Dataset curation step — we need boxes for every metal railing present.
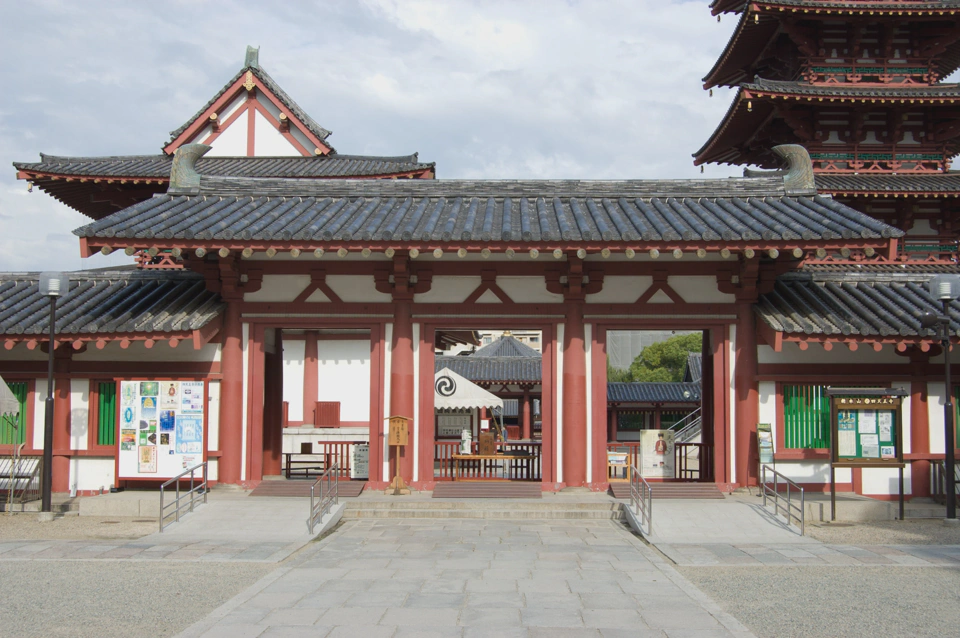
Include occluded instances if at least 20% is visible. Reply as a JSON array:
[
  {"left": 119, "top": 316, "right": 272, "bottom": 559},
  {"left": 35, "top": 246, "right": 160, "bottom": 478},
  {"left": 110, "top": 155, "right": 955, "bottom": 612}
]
[
  {"left": 761, "top": 464, "right": 805, "bottom": 536},
  {"left": 2, "top": 453, "right": 42, "bottom": 511},
  {"left": 308, "top": 462, "right": 340, "bottom": 535},
  {"left": 159, "top": 462, "right": 207, "bottom": 532},
  {"left": 671, "top": 408, "right": 702, "bottom": 443},
  {"left": 629, "top": 463, "right": 652, "bottom": 536},
  {"left": 932, "top": 460, "right": 960, "bottom": 505}
]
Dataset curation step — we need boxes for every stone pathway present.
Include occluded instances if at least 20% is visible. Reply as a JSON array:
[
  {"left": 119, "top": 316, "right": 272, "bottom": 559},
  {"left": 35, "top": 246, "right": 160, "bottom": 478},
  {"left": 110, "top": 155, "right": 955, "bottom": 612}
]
[
  {"left": 657, "top": 542, "right": 960, "bottom": 567},
  {"left": 0, "top": 538, "right": 302, "bottom": 562},
  {"left": 178, "top": 519, "right": 755, "bottom": 637}
]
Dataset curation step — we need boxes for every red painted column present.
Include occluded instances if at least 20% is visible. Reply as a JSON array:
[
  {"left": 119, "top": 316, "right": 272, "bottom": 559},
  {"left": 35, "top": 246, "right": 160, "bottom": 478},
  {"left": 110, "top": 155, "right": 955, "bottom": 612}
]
[
  {"left": 609, "top": 407, "right": 618, "bottom": 443},
  {"left": 700, "top": 333, "right": 715, "bottom": 482},
  {"left": 303, "top": 331, "right": 319, "bottom": 426},
  {"left": 51, "top": 347, "right": 71, "bottom": 493},
  {"left": 734, "top": 303, "right": 759, "bottom": 487},
  {"left": 711, "top": 327, "right": 729, "bottom": 485},
  {"left": 218, "top": 300, "right": 244, "bottom": 484},
  {"left": 390, "top": 300, "right": 415, "bottom": 482},
  {"left": 522, "top": 390, "right": 532, "bottom": 440},
  {"left": 562, "top": 301, "right": 587, "bottom": 487},
  {"left": 247, "top": 325, "right": 265, "bottom": 482},
  {"left": 910, "top": 372, "right": 931, "bottom": 498}
]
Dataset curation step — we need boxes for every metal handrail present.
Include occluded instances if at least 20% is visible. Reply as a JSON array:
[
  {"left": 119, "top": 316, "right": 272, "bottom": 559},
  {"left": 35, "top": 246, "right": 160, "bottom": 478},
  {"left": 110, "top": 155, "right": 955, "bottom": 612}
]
[
  {"left": 629, "top": 463, "right": 652, "bottom": 536},
  {"left": 308, "top": 461, "right": 339, "bottom": 535},
  {"left": 670, "top": 407, "right": 701, "bottom": 432},
  {"left": 761, "top": 464, "right": 805, "bottom": 535},
  {"left": 932, "top": 460, "right": 960, "bottom": 504},
  {"left": 159, "top": 462, "right": 207, "bottom": 532},
  {"left": 2, "top": 453, "right": 42, "bottom": 510}
]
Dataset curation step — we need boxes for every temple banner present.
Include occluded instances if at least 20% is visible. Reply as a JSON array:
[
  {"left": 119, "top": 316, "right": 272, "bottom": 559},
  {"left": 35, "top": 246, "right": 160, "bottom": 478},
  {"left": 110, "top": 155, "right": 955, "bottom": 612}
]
[
  {"left": 640, "top": 429, "right": 675, "bottom": 478},
  {"left": 117, "top": 380, "right": 207, "bottom": 480}
]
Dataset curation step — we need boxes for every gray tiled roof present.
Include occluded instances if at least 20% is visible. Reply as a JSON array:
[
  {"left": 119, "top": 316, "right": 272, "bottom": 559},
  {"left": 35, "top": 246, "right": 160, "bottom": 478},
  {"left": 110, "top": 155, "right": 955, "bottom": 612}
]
[
  {"left": 745, "top": 78, "right": 960, "bottom": 99},
  {"left": 607, "top": 382, "right": 701, "bottom": 404},
  {"left": 15, "top": 153, "right": 434, "bottom": 179},
  {"left": 472, "top": 335, "right": 540, "bottom": 358},
  {"left": 73, "top": 178, "right": 901, "bottom": 246},
  {"left": 0, "top": 270, "right": 224, "bottom": 336},
  {"left": 435, "top": 358, "right": 541, "bottom": 384},
  {"left": 683, "top": 353, "right": 703, "bottom": 383},
  {"left": 755, "top": 269, "right": 960, "bottom": 337},
  {"left": 816, "top": 173, "right": 960, "bottom": 195},
  {"left": 168, "top": 65, "right": 333, "bottom": 150}
]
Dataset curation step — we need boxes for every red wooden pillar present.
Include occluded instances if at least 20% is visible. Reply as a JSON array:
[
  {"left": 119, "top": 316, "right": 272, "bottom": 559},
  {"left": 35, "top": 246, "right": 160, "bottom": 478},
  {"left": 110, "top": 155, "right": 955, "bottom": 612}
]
[
  {"left": 608, "top": 406, "right": 618, "bottom": 443},
  {"left": 247, "top": 325, "right": 265, "bottom": 482},
  {"left": 734, "top": 303, "right": 759, "bottom": 487},
  {"left": 390, "top": 300, "right": 415, "bottom": 482},
  {"left": 910, "top": 373, "right": 931, "bottom": 497},
  {"left": 262, "top": 331, "right": 283, "bottom": 476},
  {"left": 522, "top": 390, "right": 532, "bottom": 440},
  {"left": 219, "top": 300, "right": 244, "bottom": 484},
  {"left": 562, "top": 301, "right": 587, "bottom": 486},
  {"left": 701, "top": 332, "right": 715, "bottom": 481},
  {"left": 654, "top": 406, "right": 662, "bottom": 430},
  {"left": 303, "top": 331, "right": 319, "bottom": 426},
  {"left": 51, "top": 347, "right": 71, "bottom": 493}
]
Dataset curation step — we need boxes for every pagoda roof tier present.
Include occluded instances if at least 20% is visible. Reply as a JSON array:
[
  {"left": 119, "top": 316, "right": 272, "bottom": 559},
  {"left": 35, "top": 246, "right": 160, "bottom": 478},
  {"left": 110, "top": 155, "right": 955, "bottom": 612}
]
[
  {"left": 0, "top": 269, "right": 223, "bottom": 346},
  {"left": 73, "top": 173, "right": 901, "bottom": 257},
  {"left": 435, "top": 356, "right": 541, "bottom": 384},
  {"left": 816, "top": 173, "right": 960, "bottom": 196},
  {"left": 695, "top": 80, "right": 960, "bottom": 167},
  {"left": 711, "top": 0, "right": 960, "bottom": 15},
  {"left": 756, "top": 266, "right": 960, "bottom": 348},
  {"left": 704, "top": 6, "right": 960, "bottom": 88},
  {"left": 14, "top": 153, "right": 436, "bottom": 220}
]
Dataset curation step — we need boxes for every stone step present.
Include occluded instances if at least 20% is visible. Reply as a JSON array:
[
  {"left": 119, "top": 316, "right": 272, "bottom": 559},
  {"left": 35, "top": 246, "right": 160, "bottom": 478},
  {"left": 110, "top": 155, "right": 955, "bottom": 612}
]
[
  {"left": 342, "top": 506, "right": 624, "bottom": 520},
  {"left": 609, "top": 482, "right": 724, "bottom": 500},
  {"left": 248, "top": 480, "right": 365, "bottom": 498},
  {"left": 432, "top": 482, "right": 542, "bottom": 499},
  {"left": 347, "top": 500, "right": 621, "bottom": 511}
]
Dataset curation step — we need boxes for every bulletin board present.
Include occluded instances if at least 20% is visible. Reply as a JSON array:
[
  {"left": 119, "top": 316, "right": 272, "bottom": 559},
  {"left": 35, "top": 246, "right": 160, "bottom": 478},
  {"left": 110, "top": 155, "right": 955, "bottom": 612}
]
[
  {"left": 116, "top": 379, "right": 208, "bottom": 481},
  {"left": 829, "top": 391, "right": 905, "bottom": 468}
]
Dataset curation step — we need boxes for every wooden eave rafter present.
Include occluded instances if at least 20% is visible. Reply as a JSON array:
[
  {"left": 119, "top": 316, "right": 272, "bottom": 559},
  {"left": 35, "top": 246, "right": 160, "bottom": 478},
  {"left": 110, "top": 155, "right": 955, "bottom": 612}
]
[
  {"left": 703, "top": 10, "right": 781, "bottom": 89},
  {"left": 824, "top": 189, "right": 960, "bottom": 198},
  {"left": 747, "top": 89, "right": 960, "bottom": 106},
  {"left": 0, "top": 327, "right": 218, "bottom": 352},
  {"left": 764, "top": 331, "right": 950, "bottom": 353},
  {"left": 162, "top": 72, "right": 333, "bottom": 156},
  {"left": 753, "top": 3, "right": 960, "bottom": 18}
]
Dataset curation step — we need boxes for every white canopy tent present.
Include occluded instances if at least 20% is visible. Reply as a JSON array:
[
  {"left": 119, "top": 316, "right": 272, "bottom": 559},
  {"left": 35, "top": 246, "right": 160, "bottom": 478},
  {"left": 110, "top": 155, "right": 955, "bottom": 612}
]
[{"left": 434, "top": 368, "right": 502, "bottom": 412}]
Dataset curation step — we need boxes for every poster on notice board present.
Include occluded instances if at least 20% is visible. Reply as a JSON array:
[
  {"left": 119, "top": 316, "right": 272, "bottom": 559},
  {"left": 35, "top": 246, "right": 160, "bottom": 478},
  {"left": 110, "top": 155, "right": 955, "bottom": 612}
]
[{"left": 117, "top": 380, "right": 206, "bottom": 480}]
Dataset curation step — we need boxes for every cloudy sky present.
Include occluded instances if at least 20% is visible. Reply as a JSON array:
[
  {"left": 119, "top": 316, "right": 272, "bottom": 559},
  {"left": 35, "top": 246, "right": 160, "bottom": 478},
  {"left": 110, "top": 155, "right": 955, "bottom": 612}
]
[{"left": 0, "top": 0, "right": 744, "bottom": 273}]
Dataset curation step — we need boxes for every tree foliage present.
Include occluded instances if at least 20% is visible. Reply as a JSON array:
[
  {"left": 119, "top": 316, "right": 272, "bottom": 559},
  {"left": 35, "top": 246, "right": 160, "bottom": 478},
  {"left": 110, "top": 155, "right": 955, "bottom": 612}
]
[{"left": 609, "top": 333, "right": 702, "bottom": 383}]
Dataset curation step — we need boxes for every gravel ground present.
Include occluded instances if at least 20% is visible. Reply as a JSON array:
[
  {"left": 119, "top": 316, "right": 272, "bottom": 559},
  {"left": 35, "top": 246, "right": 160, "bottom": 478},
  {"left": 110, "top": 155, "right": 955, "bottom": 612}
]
[
  {"left": 678, "top": 566, "right": 960, "bottom": 638},
  {"left": 0, "top": 513, "right": 156, "bottom": 541},
  {"left": 0, "top": 561, "right": 274, "bottom": 638},
  {"left": 806, "top": 518, "right": 960, "bottom": 545}
]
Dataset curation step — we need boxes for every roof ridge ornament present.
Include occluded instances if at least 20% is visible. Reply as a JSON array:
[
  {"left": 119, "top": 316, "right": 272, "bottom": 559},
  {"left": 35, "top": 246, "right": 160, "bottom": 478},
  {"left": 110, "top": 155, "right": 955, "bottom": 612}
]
[
  {"left": 245, "top": 45, "right": 260, "bottom": 70},
  {"left": 743, "top": 144, "right": 816, "bottom": 196},
  {"left": 168, "top": 144, "right": 212, "bottom": 194}
]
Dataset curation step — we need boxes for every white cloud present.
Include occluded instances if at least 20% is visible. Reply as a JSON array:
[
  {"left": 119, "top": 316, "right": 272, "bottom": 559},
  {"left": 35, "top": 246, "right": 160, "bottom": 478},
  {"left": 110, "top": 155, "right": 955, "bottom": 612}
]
[{"left": 0, "top": 0, "right": 741, "bottom": 272}]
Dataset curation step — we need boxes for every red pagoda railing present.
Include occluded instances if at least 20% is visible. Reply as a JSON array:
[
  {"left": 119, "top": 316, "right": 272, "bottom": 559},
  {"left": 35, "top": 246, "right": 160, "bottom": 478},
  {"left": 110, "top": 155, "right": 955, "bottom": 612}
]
[{"left": 803, "top": 58, "right": 938, "bottom": 85}]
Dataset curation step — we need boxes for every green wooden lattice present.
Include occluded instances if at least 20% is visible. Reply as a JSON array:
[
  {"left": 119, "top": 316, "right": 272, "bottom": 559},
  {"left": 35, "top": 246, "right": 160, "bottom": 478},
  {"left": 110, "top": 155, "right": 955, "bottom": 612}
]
[
  {"left": 97, "top": 382, "right": 117, "bottom": 447},
  {"left": 0, "top": 382, "right": 28, "bottom": 445},
  {"left": 783, "top": 384, "right": 831, "bottom": 449}
]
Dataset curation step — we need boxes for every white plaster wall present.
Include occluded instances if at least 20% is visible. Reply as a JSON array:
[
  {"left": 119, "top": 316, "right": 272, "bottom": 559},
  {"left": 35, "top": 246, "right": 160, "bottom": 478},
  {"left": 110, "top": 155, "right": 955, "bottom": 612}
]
[
  {"left": 770, "top": 461, "right": 851, "bottom": 485},
  {"left": 70, "top": 458, "right": 116, "bottom": 492},
  {"left": 218, "top": 93, "right": 248, "bottom": 128},
  {"left": 759, "top": 381, "right": 776, "bottom": 445},
  {"left": 245, "top": 275, "right": 311, "bottom": 302},
  {"left": 254, "top": 110, "right": 300, "bottom": 156},
  {"left": 76, "top": 342, "right": 220, "bottom": 363},
  {"left": 0, "top": 347, "right": 48, "bottom": 362},
  {"left": 383, "top": 323, "right": 393, "bottom": 481},
  {"left": 862, "top": 466, "right": 911, "bottom": 496},
  {"left": 556, "top": 324, "right": 564, "bottom": 484},
  {"left": 206, "top": 114, "right": 248, "bottom": 156},
  {"left": 317, "top": 340, "right": 371, "bottom": 421},
  {"left": 928, "top": 381, "right": 947, "bottom": 454},
  {"left": 413, "top": 323, "right": 420, "bottom": 479},
  {"left": 283, "top": 339, "right": 306, "bottom": 422},
  {"left": 326, "top": 276, "right": 393, "bottom": 303},
  {"left": 289, "top": 124, "right": 314, "bottom": 154},
  {"left": 498, "top": 277, "right": 564, "bottom": 304},
  {"left": 70, "top": 378, "right": 89, "bottom": 451},
  {"left": 33, "top": 379, "right": 46, "bottom": 449},
  {"left": 283, "top": 427, "right": 368, "bottom": 452},
  {"left": 585, "top": 276, "right": 651, "bottom": 304},
  {"left": 585, "top": 324, "right": 592, "bottom": 481},
  {"left": 758, "top": 342, "right": 904, "bottom": 365},
  {"left": 894, "top": 381, "right": 912, "bottom": 454},
  {"left": 414, "top": 277, "right": 482, "bottom": 303},
  {"left": 668, "top": 276, "right": 736, "bottom": 304},
  {"left": 208, "top": 381, "right": 220, "bottom": 452}
]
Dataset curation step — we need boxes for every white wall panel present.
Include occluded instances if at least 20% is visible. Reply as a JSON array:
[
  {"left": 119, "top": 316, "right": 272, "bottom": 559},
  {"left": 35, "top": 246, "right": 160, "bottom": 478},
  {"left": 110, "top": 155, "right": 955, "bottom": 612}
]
[
  {"left": 76, "top": 343, "right": 220, "bottom": 363},
  {"left": 254, "top": 110, "right": 299, "bottom": 156},
  {"left": 668, "top": 276, "right": 735, "bottom": 303},
  {"left": 758, "top": 342, "right": 903, "bottom": 365},
  {"left": 283, "top": 339, "right": 306, "bottom": 422},
  {"left": 70, "top": 378, "right": 89, "bottom": 451},
  {"left": 497, "top": 277, "right": 563, "bottom": 304},
  {"left": 71, "top": 458, "right": 116, "bottom": 492},
  {"left": 33, "top": 379, "right": 46, "bottom": 449},
  {"left": 928, "top": 381, "right": 946, "bottom": 454},
  {"left": 585, "top": 276, "right": 652, "bottom": 304},
  {"left": 244, "top": 275, "right": 311, "bottom": 302},
  {"left": 326, "top": 276, "right": 393, "bottom": 303},
  {"left": 414, "top": 277, "right": 482, "bottom": 303},
  {"left": 317, "top": 340, "right": 371, "bottom": 421},
  {"left": 206, "top": 114, "right": 248, "bottom": 156}
]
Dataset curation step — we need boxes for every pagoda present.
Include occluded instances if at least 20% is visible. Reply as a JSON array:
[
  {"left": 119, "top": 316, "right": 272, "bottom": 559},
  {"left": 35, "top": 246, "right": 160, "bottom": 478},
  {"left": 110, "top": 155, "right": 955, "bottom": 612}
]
[{"left": 697, "top": 0, "right": 960, "bottom": 260}]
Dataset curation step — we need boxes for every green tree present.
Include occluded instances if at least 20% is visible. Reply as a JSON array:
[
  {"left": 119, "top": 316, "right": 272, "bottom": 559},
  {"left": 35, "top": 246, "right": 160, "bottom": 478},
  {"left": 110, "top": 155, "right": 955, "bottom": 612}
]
[
  {"left": 626, "top": 333, "right": 702, "bottom": 382},
  {"left": 606, "top": 359, "right": 633, "bottom": 383}
]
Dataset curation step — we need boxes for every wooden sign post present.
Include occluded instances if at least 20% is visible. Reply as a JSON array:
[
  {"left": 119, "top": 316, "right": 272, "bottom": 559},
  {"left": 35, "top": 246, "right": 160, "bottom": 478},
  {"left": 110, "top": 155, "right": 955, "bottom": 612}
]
[{"left": 386, "top": 415, "right": 410, "bottom": 495}]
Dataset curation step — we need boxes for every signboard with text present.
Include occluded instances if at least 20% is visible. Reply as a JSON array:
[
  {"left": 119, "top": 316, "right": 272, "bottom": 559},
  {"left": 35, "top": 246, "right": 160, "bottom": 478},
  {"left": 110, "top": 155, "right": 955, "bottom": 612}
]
[{"left": 829, "top": 390, "right": 905, "bottom": 468}]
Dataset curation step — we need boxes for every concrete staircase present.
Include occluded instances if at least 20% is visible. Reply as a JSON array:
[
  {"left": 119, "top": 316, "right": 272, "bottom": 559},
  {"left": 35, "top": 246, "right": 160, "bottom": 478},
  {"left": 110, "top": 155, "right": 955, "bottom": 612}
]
[
  {"left": 609, "top": 482, "right": 724, "bottom": 500},
  {"left": 342, "top": 496, "right": 624, "bottom": 520}
]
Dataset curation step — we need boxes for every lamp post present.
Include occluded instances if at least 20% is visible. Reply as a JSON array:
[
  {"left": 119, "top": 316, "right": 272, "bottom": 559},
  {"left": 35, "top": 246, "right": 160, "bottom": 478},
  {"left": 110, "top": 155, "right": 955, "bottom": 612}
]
[
  {"left": 919, "top": 274, "right": 960, "bottom": 520},
  {"left": 39, "top": 272, "right": 68, "bottom": 514}
]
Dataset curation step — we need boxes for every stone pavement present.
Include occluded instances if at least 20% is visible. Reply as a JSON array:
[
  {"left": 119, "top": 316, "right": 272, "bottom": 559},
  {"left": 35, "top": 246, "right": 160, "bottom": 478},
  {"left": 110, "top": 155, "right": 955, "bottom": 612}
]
[
  {"left": 656, "top": 541, "right": 960, "bottom": 567},
  {"left": 178, "top": 519, "right": 756, "bottom": 638}
]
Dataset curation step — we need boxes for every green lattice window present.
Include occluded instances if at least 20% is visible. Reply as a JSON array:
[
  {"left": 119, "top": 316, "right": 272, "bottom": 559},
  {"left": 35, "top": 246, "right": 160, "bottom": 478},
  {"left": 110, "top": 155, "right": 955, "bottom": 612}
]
[
  {"left": 783, "top": 384, "right": 831, "bottom": 449},
  {"left": 96, "top": 382, "right": 117, "bottom": 447},
  {"left": 0, "top": 381, "right": 28, "bottom": 445}
]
